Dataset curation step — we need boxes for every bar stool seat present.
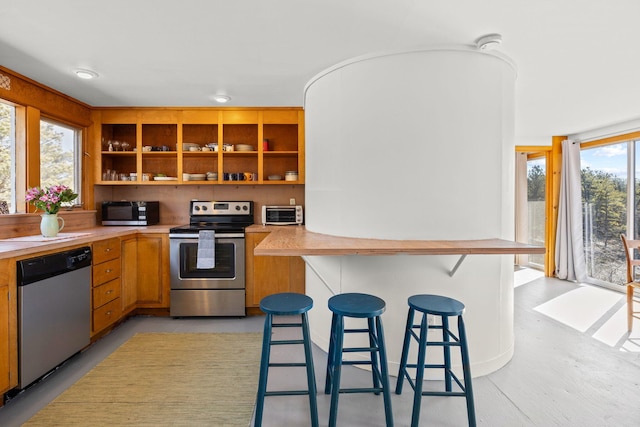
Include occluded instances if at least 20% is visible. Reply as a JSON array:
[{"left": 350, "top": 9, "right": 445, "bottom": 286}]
[
  {"left": 396, "top": 294, "right": 476, "bottom": 427},
  {"left": 255, "top": 293, "right": 318, "bottom": 427},
  {"left": 325, "top": 293, "right": 393, "bottom": 427}
]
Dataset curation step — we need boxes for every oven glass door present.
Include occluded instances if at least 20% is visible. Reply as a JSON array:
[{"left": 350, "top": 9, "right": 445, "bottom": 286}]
[
  {"left": 170, "top": 236, "right": 245, "bottom": 290},
  {"left": 179, "top": 241, "right": 235, "bottom": 279}
]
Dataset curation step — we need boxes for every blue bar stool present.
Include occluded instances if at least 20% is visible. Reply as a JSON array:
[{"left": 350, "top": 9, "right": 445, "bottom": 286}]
[
  {"left": 395, "top": 294, "right": 476, "bottom": 427},
  {"left": 255, "top": 293, "right": 319, "bottom": 427},
  {"left": 325, "top": 293, "right": 394, "bottom": 427}
]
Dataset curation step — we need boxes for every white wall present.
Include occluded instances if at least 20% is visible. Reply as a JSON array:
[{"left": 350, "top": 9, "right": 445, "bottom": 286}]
[{"left": 303, "top": 47, "right": 519, "bottom": 377}]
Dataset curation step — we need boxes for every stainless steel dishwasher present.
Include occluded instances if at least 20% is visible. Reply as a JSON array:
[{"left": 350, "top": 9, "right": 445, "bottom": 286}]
[{"left": 17, "top": 246, "right": 92, "bottom": 389}]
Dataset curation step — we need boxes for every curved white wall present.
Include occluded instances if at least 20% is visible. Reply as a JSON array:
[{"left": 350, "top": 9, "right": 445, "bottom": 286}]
[{"left": 303, "top": 47, "right": 517, "bottom": 377}]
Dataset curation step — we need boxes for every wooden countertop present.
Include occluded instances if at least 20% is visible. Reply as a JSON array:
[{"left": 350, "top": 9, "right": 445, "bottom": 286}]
[
  {"left": 0, "top": 225, "right": 173, "bottom": 260},
  {"left": 254, "top": 226, "right": 546, "bottom": 256}
]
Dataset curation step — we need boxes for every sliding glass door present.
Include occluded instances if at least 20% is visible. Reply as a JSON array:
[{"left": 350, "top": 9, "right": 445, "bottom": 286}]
[{"left": 580, "top": 141, "right": 633, "bottom": 288}]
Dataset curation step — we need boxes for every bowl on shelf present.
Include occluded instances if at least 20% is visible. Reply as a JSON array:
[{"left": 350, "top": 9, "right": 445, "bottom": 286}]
[
  {"left": 285, "top": 171, "right": 298, "bottom": 181},
  {"left": 268, "top": 175, "right": 282, "bottom": 181},
  {"left": 235, "top": 144, "right": 254, "bottom": 152},
  {"left": 189, "top": 173, "right": 207, "bottom": 181},
  {"left": 182, "top": 143, "right": 200, "bottom": 151}
]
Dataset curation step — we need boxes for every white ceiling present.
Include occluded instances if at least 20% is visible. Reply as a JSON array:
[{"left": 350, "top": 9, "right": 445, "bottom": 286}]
[{"left": 1, "top": 0, "right": 639, "bottom": 145}]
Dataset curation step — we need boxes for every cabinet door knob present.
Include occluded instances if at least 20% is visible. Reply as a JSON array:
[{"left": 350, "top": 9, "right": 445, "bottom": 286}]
[
  {"left": 105, "top": 268, "right": 112, "bottom": 273},
  {"left": 106, "top": 311, "right": 112, "bottom": 316},
  {"left": 106, "top": 290, "right": 113, "bottom": 294},
  {"left": 106, "top": 248, "right": 112, "bottom": 252}
]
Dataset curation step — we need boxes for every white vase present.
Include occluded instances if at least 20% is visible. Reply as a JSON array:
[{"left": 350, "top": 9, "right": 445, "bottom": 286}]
[{"left": 40, "top": 213, "right": 64, "bottom": 237}]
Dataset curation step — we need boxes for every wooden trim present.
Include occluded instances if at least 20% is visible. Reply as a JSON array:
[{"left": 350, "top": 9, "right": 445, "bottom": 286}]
[
  {"left": 515, "top": 145, "right": 554, "bottom": 275},
  {"left": 25, "top": 106, "right": 40, "bottom": 195},
  {"left": 547, "top": 136, "right": 566, "bottom": 277},
  {"left": 580, "top": 130, "right": 640, "bottom": 149},
  {"left": 0, "top": 66, "right": 91, "bottom": 126},
  {"left": 515, "top": 145, "right": 552, "bottom": 153},
  {"left": 14, "top": 105, "right": 27, "bottom": 213}
]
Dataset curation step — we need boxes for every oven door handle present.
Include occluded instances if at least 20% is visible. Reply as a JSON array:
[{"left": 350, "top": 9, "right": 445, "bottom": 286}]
[{"left": 169, "top": 233, "right": 245, "bottom": 239}]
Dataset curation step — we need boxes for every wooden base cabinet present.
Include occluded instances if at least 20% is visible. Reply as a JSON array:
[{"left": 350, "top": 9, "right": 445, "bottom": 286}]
[
  {"left": 91, "top": 238, "right": 122, "bottom": 336},
  {"left": 245, "top": 231, "right": 305, "bottom": 308},
  {"left": 0, "top": 258, "right": 17, "bottom": 395},
  {"left": 135, "top": 234, "right": 169, "bottom": 308},
  {"left": 120, "top": 236, "right": 138, "bottom": 314},
  {"left": 119, "top": 234, "right": 169, "bottom": 310}
]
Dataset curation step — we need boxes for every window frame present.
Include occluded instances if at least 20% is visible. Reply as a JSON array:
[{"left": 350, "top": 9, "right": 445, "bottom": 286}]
[{"left": 39, "top": 116, "right": 84, "bottom": 207}]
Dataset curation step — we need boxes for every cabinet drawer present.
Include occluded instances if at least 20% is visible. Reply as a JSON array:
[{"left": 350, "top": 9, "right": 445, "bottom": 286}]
[
  {"left": 93, "top": 238, "right": 121, "bottom": 264},
  {"left": 92, "top": 278, "right": 121, "bottom": 308},
  {"left": 92, "top": 298, "right": 121, "bottom": 333},
  {"left": 93, "top": 258, "right": 121, "bottom": 286}
]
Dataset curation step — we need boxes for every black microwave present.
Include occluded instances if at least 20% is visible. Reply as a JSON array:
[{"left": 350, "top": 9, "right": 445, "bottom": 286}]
[{"left": 101, "top": 201, "right": 160, "bottom": 226}]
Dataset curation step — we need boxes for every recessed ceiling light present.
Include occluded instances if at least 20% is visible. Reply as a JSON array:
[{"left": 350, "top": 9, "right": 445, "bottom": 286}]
[
  {"left": 75, "top": 69, "right": 99, "bottom": 79},
  {"left": 212, "top": 94, "right": 231, "bottom": 103},
  {"left": 475, "top": 34, "right": 502, "bottom": 50}
]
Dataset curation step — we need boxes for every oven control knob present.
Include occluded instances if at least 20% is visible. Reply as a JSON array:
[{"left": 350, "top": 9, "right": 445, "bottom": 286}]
[
  {"left": 194, "top": 205, "right": 200, "bottom": 211},
  {"left": 242, "top": 205, "right": 248, "bottom": 211},
  {"left": 235, "top": 205, "right": 241, "bottom": 211},
  {"left": 201, "top": 205, "right": 208, "bottom": 211}
]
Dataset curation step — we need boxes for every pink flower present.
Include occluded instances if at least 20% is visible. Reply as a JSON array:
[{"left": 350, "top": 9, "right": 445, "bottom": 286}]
[{"left": 25, "top": 185, "right": 78, "bottom": 214}]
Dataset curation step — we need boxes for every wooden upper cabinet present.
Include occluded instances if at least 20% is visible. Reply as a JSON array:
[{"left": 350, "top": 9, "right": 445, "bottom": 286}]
[
  {"left": 181, "top": 110, "right": 219, "bottom": 124},
  {"left": 100, "top": 109, "right": 138, "bottom": 124},
  {"left": 221, "top": 110, "right": 258, "bottom": 124},
  {"left": 94, "top": 107, "right": 304, "bottom": 186},
  {"left": 262, "top": 110, "right": 299, "bottom": 124},
  {"left": 139, "top": 109, "right": 179, "bottom": 123}
]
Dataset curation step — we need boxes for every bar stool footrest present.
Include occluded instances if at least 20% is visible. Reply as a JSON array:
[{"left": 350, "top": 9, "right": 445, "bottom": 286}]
[
  {"left": 269, "top": 362, "right": 309, "bottom": 367},
  {"left": 272, "top": 322, "right": 303, "bottom": 328},
  {"left": 421, "top": 391, "right": 468, "bottom": 397},
  {"left": 341, "top": 360, "right": 374, "bottom": 366},
  {"left": 342, "top": 347, "right": 378, "bottom": 353},
  {"left": 270, "top": 339, "right": 305, "bottom": 345},
  {"left": 337, "top": 387, "right": 385, "bottom": 394}
]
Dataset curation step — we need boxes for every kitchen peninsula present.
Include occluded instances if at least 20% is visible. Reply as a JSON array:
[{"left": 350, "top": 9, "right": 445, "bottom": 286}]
[
  {"left": 255, "top": 226, "right": 545, "bottom": 378},
  {"left": 254, "top": 226, "right": 544, "bottom": 256}
]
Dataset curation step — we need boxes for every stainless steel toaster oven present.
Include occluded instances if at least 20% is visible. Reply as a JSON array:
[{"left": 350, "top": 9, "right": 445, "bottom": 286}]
[{"left": 262, "top": 205, "right": 303, "bottom": 225}]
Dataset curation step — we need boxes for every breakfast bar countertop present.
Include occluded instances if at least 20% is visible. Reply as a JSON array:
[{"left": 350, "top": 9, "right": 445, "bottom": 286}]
[{"left": 253, "top": 226, "right": 546, "bottom": 256}]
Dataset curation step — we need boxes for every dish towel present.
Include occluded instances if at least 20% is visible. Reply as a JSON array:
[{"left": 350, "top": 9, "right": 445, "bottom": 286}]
[{"left": 196, "top": 230, "right": 215, "bottom": 269}]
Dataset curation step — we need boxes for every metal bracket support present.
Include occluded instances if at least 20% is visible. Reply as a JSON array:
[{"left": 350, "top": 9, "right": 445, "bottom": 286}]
[{"left": 449, "top": 254, "right": 467, "bottom": 277}]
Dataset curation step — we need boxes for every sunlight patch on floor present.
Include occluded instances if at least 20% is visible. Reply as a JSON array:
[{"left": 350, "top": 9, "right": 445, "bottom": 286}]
[
  {"left": 514, "top": 268, "right": 544, "bottom": 288},
  {"left": 592, "top": 304, "right": 634, "bottom": 347},
  {"left": 621, "top": 336, "right": 640, "bottom": 352},
  {"left": 533, "top": 285, "right": 622, "bottom": 332}
]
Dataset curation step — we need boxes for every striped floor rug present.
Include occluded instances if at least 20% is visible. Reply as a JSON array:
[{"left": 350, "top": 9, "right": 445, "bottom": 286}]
[{"left": 24, "top": 332, "right": 262, "bottom": 426}]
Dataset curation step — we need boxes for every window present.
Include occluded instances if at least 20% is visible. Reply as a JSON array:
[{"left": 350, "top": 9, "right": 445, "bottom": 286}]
[
  {"left": 581, "top": 141, "right": 631, "bottom": 288},
  {"left": 527, "top": 157, "right": 546, "bottom": 268},
  {"left": 515, "top": 150, "right": 548, "bottom": 271},
  {"left": 0, "top": 101, "right": 16, "bottom": 213},
  {"left": 39, "top": 118, "right": 82, "bottom": 205}
]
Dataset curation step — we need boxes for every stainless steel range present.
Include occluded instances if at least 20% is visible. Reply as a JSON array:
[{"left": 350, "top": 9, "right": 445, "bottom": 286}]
[{"left": 169, "top": 200, "right": 254, "bottom": 317}]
